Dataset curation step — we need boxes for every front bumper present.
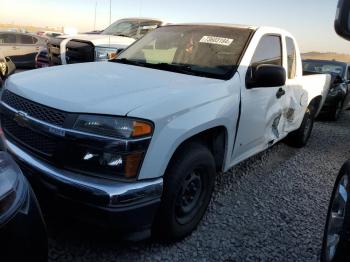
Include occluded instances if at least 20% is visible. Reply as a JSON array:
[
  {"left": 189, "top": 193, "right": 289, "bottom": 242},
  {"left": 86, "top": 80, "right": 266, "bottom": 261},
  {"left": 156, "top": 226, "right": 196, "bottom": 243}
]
[{"left": 3, "top": 137, "right": 163, "bottom": 234}]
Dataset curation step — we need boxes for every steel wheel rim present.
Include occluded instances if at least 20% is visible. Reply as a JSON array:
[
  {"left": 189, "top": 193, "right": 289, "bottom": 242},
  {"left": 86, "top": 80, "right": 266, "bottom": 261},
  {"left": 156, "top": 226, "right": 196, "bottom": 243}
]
[
  {"left": 325, "top": 174, "right": 349, "bottom": 261},
  {"left": 175, "top": 169, "right": 205, "bottom": 225}
]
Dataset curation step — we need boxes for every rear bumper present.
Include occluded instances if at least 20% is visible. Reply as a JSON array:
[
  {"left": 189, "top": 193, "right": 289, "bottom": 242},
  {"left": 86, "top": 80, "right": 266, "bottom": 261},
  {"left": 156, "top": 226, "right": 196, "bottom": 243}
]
[{"left": 3, "top": 138, "right": 163, "bottom": 235}]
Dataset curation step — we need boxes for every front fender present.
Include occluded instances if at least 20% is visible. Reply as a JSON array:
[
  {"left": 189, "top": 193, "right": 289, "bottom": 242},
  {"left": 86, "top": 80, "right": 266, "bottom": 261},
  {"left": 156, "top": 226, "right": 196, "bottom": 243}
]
[{"left": 136, "top": 95, "right": 240, "bottom": 180}]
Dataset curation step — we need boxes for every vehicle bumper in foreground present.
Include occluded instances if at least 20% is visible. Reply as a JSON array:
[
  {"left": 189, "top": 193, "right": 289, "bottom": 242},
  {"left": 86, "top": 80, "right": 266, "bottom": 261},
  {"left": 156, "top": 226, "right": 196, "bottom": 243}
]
[{"left": 3, "top": 138, "right": 163, "bottom": 238}]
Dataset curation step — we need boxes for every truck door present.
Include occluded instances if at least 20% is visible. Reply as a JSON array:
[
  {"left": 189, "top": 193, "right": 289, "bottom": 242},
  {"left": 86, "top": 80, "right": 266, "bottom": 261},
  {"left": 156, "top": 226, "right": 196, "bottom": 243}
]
[{"left": 232, "top": 35, "right": 287, "bottom": 163}]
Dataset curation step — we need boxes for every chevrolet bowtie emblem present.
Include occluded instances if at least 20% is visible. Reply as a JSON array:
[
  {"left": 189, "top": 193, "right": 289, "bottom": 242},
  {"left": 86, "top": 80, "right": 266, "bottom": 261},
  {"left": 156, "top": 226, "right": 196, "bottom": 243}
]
[{"left": 13, "top": 111, "right": 29, "bottom": 128}]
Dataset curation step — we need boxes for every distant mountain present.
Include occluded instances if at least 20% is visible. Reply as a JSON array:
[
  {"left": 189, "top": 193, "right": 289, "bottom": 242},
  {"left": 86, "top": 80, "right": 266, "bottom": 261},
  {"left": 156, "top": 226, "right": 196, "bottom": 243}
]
[{"left": 302, "top": 52, "right": 350, "bottom": 62}]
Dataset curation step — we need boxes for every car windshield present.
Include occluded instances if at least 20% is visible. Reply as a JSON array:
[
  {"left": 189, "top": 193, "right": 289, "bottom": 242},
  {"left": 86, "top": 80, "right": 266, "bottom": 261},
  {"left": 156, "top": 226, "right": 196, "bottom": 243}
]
[
  {"left": 102, "top": 20, "right": 162, "bottom": 39},
  {"left": 303, "top": 60, "right": 346, "bottom": 76},
  {"left": 114, "top": 25, "right": 253, "bottom": 80}
]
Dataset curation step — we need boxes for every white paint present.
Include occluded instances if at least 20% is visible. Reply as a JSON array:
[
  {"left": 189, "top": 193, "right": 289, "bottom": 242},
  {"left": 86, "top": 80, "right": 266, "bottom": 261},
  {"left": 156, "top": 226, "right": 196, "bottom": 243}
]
[{"left": 5, "top": 25, "right": 331, "bottom": 181}]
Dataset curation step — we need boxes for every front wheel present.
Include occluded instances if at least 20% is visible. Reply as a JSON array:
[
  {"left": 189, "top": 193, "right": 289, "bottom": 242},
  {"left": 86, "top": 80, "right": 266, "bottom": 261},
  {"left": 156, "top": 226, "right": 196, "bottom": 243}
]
[
  {"left": 153, "top": 142, "right": 216, "bottom": 240},
  {"left": 285, "top": 108, "right": 314, "bottom": 148}
]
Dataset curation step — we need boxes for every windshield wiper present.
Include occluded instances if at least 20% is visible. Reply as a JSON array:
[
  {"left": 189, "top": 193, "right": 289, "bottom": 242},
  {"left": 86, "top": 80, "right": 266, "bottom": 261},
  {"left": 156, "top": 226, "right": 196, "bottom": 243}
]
[
  {"left": 111, "top": 58, "right": 146, "bottom": 66},
  {"left": 113, "top": 34, "right": 131, "bottom": 38},
  {"left": 149, "top": 63, "right": 205, "bottom": 76}
]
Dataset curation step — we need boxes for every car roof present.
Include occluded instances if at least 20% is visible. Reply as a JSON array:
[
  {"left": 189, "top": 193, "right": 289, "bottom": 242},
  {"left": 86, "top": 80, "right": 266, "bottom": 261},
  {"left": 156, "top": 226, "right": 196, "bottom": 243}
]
[{"left": 166, "top": 23, "right": 257, "bottom": 30}]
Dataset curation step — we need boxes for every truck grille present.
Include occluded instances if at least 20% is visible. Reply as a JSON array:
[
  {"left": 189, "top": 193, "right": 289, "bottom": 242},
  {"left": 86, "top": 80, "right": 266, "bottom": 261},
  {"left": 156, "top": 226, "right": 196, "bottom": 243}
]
[
  {"left": 2, "top": 90, "right": 67, "bottom": 127},
  {"left": 48, "top": 38, "right": 95, "bottom": 66},
  {"left": 2, "top": 115, "right": 57, "bottom": 156}
]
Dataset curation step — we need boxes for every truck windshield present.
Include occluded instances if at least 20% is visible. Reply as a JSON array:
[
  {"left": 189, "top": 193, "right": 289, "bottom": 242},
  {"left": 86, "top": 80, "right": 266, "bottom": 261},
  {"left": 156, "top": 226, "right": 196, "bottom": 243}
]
[
  {"left": 114, "top": 25, "right": 253, "bottom": 80},
  {"left": 303, "top": 60, "right": 346, "bottom": 77},
  {"left": 102, "top": 20, "right": 162, "bottom": 39}
]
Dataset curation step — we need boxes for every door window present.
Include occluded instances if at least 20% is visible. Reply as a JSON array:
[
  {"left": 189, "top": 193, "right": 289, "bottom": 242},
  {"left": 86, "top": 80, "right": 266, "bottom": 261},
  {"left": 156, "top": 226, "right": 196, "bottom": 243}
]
[
  {"left": 250, "top": 35, "right": 282, "bottom": 68},
  {"left": 19, "top": 35, "right": 37, "bottom": 45},
  {"left": 0, "top": 34, "right": 16, "bottom": 44}
]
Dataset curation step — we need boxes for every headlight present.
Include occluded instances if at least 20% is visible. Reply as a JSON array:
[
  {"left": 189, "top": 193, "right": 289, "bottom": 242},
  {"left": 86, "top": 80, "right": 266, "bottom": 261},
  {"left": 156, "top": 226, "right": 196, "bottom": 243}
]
[
  {"left": 73, "top": 115, "right": 153, "bottom": 139},
  {"left": 0, "top": 152, "right": 26, "bottom": 226},
  {"left": 95, "top": 47, "right": 119, "bottom": 61},
  {"left": 67, "top": 115, "right": 153, "bottom": 179}
]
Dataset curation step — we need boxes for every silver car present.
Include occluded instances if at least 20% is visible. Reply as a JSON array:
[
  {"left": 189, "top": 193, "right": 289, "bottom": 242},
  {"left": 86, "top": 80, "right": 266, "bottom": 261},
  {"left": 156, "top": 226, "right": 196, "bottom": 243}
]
[{"left": 0, "top": 32, "right": 47, "bottom": 68}]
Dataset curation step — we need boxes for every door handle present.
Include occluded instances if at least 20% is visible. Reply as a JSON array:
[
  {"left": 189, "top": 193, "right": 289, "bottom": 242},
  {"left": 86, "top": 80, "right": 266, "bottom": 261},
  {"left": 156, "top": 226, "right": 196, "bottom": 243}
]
[{"left": 276, "top": 88, "right": 286, "bottom": 99}]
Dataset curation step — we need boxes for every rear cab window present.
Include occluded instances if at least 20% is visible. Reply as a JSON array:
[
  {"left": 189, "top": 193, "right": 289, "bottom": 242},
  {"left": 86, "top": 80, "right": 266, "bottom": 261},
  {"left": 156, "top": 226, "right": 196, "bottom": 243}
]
[{"left": 286, "top": 37, "right": 297, "bottom": 79}]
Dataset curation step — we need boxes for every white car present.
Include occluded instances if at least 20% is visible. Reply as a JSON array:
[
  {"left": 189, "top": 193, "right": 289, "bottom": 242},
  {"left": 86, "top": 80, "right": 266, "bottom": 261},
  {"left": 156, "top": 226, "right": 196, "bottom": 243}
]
[
  {"left": 47, "top": 18, "right": 165, "bottom": 65},
  {"left": 1, "top": 24, "right": 330, "bottom": 241}
]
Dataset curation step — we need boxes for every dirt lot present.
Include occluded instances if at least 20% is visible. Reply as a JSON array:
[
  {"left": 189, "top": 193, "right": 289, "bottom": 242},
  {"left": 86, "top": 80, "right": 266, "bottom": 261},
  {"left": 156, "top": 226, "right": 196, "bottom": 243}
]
[{"left": 44, "top": 111, "right": 350, "bottom": 261}]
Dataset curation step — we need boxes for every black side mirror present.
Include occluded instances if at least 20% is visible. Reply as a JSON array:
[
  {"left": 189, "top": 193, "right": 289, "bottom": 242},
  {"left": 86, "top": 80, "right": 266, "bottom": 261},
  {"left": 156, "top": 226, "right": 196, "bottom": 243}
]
[
  {"left": 335, "top": 0, "right": 350, "bottom": 40},
  {"left": 247, "top": 64, "right": 286, "bottom": 88},
  {"left": 5, "top": 57, "right": 16, "bottom": 77}
]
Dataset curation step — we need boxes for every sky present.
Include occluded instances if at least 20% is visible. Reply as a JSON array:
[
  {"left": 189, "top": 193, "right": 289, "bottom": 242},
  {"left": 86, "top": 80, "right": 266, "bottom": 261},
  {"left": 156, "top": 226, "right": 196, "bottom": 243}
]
[{"left": 1, "top": 0, "right": 350, "bottom": 54}]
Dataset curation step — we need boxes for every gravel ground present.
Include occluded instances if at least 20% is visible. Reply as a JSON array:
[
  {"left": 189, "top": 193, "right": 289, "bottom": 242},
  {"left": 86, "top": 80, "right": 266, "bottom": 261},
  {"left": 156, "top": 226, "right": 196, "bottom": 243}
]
[{"left": 47, "top": 112, "right": 350, "bottom": 262}]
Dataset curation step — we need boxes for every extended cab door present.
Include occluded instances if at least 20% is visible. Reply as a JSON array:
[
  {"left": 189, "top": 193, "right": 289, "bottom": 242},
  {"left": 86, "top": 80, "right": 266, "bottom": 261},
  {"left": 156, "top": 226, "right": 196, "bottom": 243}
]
[
  {"left": 232, "top": 34, "right": 287, "bottom": 163},
  {"left": 282, "top": 36, "right": 307, "bottom": 132}
]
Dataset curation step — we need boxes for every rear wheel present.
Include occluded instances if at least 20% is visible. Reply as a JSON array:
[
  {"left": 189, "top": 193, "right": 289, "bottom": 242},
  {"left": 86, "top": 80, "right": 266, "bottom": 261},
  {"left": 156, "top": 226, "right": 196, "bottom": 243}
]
[
  {"left": 153, "top": 142, "right": 216, "bottom": 240},
  {"left": 285, "top": 108, "right": 314, "bottom": 148}
]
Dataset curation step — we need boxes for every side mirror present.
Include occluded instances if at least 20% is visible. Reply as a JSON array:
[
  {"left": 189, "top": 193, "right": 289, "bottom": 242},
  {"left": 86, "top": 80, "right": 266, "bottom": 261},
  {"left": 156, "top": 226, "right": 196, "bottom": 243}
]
[
  {"left": 335, "top": 0, "right": 350, "bottom": 40},
  {"left": 5, "top": 57, "right": 16, "bottom": 76},
  {"left": 247, "top": 64, "right": 286, "bottom": 88}
]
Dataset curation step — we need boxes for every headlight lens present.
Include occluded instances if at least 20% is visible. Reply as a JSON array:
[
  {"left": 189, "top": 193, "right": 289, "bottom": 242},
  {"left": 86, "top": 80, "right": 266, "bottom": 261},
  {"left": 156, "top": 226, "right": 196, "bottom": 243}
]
[
  {"left": 69, "top": 115, "right": 153, "bottom": 179},
  {"left": 95, "top": 47, "right": 119, "bottom": 61},
  {"left": 0, "top": 152, "right": 26, "bottom": 225},
  {"left": 73, "top": 115, "right": 153, "bottom": 139}
]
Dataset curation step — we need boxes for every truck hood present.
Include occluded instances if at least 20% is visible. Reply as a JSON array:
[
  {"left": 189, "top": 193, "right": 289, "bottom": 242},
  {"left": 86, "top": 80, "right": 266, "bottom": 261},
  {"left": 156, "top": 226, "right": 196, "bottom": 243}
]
[
  {"left": 59, "top": 34, "right": 135, "bottom": 48},
  {"left": 5, "top": 62, "right": 227, "bottom": 118}
]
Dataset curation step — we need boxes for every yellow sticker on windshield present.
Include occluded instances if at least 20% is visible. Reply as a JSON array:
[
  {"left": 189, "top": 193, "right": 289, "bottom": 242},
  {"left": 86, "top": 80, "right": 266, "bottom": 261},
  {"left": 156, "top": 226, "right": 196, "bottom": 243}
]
[{"left": 199, "top": 36, "right": 234, "bottom": 46}]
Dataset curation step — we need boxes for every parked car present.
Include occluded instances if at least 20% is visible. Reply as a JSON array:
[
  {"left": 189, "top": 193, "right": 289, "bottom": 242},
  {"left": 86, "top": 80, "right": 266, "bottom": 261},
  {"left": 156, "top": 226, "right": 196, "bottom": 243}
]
[
  {"left": 0, "top": 51, "right": 16, "bottom": 88},
  {"left": 47, "top": 17, "right": 165, "bottom": 65},
  {"left": 0, "top": 24, "right": 331, "bottom": 240},
  {"left": 303, "top": 59, "right": 350, "bottom": 120},
  {"left": 0, "top": 31, "right": 47, "bottom": 68},
  {"left": 0, "top": 152, "right": 47, "bottom": 262}
]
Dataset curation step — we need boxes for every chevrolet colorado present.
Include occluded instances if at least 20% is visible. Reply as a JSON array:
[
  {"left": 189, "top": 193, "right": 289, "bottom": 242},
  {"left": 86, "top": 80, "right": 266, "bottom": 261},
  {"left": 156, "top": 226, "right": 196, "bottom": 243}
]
[{"left": 0, "top": 24, "right": 331, "bottom": 240}]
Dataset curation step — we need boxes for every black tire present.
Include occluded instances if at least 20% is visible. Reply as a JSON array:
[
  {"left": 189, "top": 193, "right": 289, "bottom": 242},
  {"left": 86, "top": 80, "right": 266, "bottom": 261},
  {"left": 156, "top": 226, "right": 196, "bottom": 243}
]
[
  {"left": 153, "top": 142, "right": 216, "bottom": 240},
  {"left": 329, "top": 100, "right": 343, "bottom": 121},
  {"left": 321, "top": 161, "right": 350, "bottom": 262},
  {"left": 285, "top": 107, "right": 314, "bottom": 148}
]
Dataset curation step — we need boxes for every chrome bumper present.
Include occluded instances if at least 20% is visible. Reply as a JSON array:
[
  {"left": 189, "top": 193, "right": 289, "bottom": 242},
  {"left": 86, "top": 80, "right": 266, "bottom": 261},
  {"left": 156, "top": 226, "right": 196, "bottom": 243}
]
[{"left": 3, "top": 138, "right": 163, "bottom": 208}]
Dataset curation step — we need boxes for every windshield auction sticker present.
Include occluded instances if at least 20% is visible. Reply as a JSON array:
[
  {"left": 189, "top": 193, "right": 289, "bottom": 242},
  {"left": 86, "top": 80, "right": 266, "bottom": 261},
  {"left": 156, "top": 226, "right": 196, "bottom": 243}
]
[{"left": 199, "top": 36, "right": 234, "bottom": 46}]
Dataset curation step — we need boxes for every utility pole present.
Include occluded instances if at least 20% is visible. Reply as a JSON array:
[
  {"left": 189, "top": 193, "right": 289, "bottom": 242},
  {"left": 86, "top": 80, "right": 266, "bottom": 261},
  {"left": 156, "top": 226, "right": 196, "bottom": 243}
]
[
  {"left": 93, "top": 1, "right": 97, "bottom": 31},
  {"left": 109, "top": 0, "right": 112, "bottom": 26}
]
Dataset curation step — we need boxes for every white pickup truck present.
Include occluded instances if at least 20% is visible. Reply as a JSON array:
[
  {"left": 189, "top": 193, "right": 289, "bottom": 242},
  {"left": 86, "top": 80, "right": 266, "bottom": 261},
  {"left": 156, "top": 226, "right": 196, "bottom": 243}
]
[
  {"left": 0, "top": 24, "right": 330, "bottom": 240},
  {"left": 47, "top": 18, "right": 165, "bottom": 65}
]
